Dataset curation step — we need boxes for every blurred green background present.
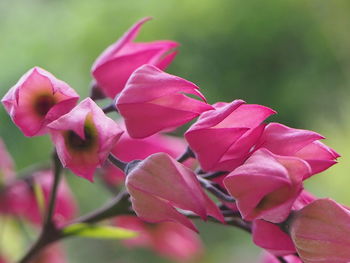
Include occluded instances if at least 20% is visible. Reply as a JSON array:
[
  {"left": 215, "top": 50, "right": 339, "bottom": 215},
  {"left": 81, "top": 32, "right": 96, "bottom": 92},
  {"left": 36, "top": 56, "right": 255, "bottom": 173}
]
[{"left": 1, "top": 0, "right": 350, "bottom": 262}]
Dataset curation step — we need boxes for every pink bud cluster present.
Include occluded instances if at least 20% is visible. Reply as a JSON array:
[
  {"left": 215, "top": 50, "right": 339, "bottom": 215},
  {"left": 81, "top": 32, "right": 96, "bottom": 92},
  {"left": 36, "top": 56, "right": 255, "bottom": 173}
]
[{"left": 1, "top": 17, "right": 349, "bottom": 263}]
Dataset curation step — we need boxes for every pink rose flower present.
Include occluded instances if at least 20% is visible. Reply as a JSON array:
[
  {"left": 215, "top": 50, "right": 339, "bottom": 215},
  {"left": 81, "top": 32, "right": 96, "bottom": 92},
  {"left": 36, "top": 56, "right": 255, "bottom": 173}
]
[
  {"left": 185, "top": 100, "right": 276, "bottom": 172},
  {"left": 1, "top": 67, "right": 79, "bottom": 137},
  {"left": 255, "top": 122, "right": 339, "bottom": 177},
  {"left": 224, "top": 149, "right": 309, "bottom": 223},
  {"left": 126, "top": 153, "right": 224, "bottom": 232},
  {"left": 48, "top": 98, "right": 123, "bottom": 181},
  {"left": 91, "top": 17, "right": 178, "bottom": 98},
  {"left": 116, "top": 64, "right": 213, "bottom": 138},
  {"left": 289, "top": 198, "right": 350, "bottom": 263}
]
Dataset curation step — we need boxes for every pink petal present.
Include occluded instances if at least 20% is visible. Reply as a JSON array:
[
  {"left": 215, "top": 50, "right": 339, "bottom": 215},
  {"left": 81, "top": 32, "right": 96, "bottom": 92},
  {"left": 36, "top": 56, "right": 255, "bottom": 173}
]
[
  {"left": 92, "top": 17, "right": 152, "bottom": 69},
  {"left": 1, "top": 67, "right": 79, "bottom": 137},
  {"left": 256, "top": 122, "right": 325, "bottom": 156},
  {"left": 253, "top": 219, "right": 296, "bottom": 256},
  {"left": 224, "top": 149, "right": 305, "bottom": 222},
  {"left": 117, "top": 64, "right": 208, "bottom": 104},
  {"left": 48, "top": 98, "right": 123, "bottom": 181},
  {"left": 128, "top": 186, "right": 198, "bottom": 232},
  {"left": 290, "top": 199, "right": 350, "bottom": 263}
]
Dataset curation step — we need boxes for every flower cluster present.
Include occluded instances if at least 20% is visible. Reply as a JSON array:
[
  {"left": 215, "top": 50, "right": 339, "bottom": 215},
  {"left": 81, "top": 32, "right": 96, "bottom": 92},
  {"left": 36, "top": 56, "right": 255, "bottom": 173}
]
[{"left": 1, "top": 17, "right": 348, "bottom": 263}]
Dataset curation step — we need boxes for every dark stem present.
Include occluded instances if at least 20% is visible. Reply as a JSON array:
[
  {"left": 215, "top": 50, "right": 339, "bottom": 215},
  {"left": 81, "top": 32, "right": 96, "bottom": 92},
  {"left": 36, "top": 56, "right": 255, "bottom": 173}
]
[
  {"left": 102, "top": 103, "right": 117, "bottom": 114},
  {"left": 225, "top": 217, "right": 252, "bottom": 233},
  {"left": 70, "top": 191, "right": 132, "bottom": 224},
  {"left": 18, "top": 191, "right": 131, "bottom": 263},
  {"left": 202, "top": 171, "right": 228, "bottom": 180},
  {"left": 89, "top": 80, "right": 106, "bottom": 101},
  {"left": 176, "top": 147, "right": 195, "bottom": 163},
  {"left": 44, "top": 151, "right": 62, "bottom": 226},
  {"left": 183, "top": 211, "right": 251, "bottom": 233},
  {"left": 18, "top": 151, "right": 63, "bottom": 263},
  {"left": 108, "top": 154, "right": 127, "bottom": 172},
  {"left": 197, "top": 177, "right": 235, "bottom": 203},
  {"left": 221, "top": 209, "right": 241, "bottom": 217},
  {"left": 276, "top": 256, "right": 288, "bottom": 263}
]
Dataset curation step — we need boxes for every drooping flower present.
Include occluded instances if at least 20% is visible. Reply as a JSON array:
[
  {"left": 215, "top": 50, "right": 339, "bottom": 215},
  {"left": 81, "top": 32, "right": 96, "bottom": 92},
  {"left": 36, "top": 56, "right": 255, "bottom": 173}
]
[
  {"left": 1, "top": 67, "right": 79, "bottom": 137},
  {"left": 0, "top": 170, "right": 76, "bottom": 226},
  {"left": 91, "top": 17, "right": 179, "bottom": 98},
  {"left": 224, "top": 149, "right": 309, "bottom": 223},
  {"left": 185, "top": 100, "right": 276, "bottom": 172},
  {"left": 102, "top": 124, "right": 188, "bottom": 187},
  {"left": 115, "top": 216, "right": 203, "bottom": 262},
  {"left": 116, "top": 65, "right": 213, "bottom": 138},
  {"left": 48, "top": 98, "right": 123, "bottom": 181},
  {"left": 289, "top": 198, "right": 350, "bottom": 263},
  {"left": 126, "top": 153, "right": 224, "bottom": 232},
  {"left": 255, "top": 122, "right": 339, "bottom": 177}
]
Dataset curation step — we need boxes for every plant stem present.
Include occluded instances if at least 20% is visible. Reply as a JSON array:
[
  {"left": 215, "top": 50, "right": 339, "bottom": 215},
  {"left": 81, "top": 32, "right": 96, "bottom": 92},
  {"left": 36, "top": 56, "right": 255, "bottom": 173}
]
[
  {"left": 70, "top": 191, "right": 131, "bottom": 224},
  {"left": 277, "top": 256, "right": 288, "bottom": 263},
  {"left": 108, "top": 154, "right": 128, "bottom": 172},
  {"left": 18, "top": 151, "right": 63, "bottom": 263},
  {"left": 202, "top": 171, "right": 228, "bottom": 180},
  {"left": 44, "top": 151, "right": 62, "bottom": 227},
  {"left": 102, "top": 103, "right": 117, "bottom": 114},
  {"left": 176, "top": 147, "right": 195, "bottom": 163},
  {"left": 18, "top": 190, "right": 131, "bottom": 263},
  {"left": 89, "top": 80, "right": 105, "bottom": 101},
  {"left": 197, "top": 176, "right": 235, "bottom": 203}
]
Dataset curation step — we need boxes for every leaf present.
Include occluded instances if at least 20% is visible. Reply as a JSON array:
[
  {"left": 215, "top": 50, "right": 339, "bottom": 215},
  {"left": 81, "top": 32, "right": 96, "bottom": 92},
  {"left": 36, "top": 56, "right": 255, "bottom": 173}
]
[{"left": 62, "top": 223, "right": 137, "bottom": 239}]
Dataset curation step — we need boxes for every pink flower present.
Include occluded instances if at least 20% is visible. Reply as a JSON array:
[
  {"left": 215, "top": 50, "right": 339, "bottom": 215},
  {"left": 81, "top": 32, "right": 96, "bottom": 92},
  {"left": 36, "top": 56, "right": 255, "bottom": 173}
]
[
  {"left": 255, "top": 123, "right": 339, "bottom": 177},
  {"left": 252, "top": 192, "right": 314, "bottom": 257},
  {"left": 102, "top": 125, "right": 188, "bottom": 187},
  {"left": 224, "top": 149, "right": 309, "bottom": 223},
  {"left": 289, "top": 198, "right": 350, "bottom": 263},
  {"left": 260, "top": 252, "right": 302, "bottom": 263},
  {"left": 91, "top": 17, "right": 178, "bottom": 98},
  {"left": 115, "top": 64, "right": 213, "bottom": 138},
  {"left": 253, "top": 219, "right": 296, "bottom": 256},
  {"left": 48, "top": 98, "right": 123, "bottom": 181},
  {"left": 291, "top": 190, "right": 315, "bottom": 210},
  {"left": 0, "top": 170, "right": 76, "bottom": 227},
  {"left": 185, "top": 100, "right": 276, "bottom": 172},
  {"left": 1, "top": 67, "right": 79, "bottom": 137},
  {"left": 126, "top": 153, "right": 224, "bottom": 232},
  {"left": 115, "top": 216, "right": 203, "bottom": 262},
  {"left": 0, "top": 139, "right": 15, "bottom": 183}
]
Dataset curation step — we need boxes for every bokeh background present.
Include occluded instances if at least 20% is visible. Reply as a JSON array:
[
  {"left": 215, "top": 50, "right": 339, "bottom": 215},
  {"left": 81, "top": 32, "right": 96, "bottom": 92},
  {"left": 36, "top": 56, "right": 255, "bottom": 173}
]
[{"left": 1, "top": 0, "right": 350, "bottom": 262}]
